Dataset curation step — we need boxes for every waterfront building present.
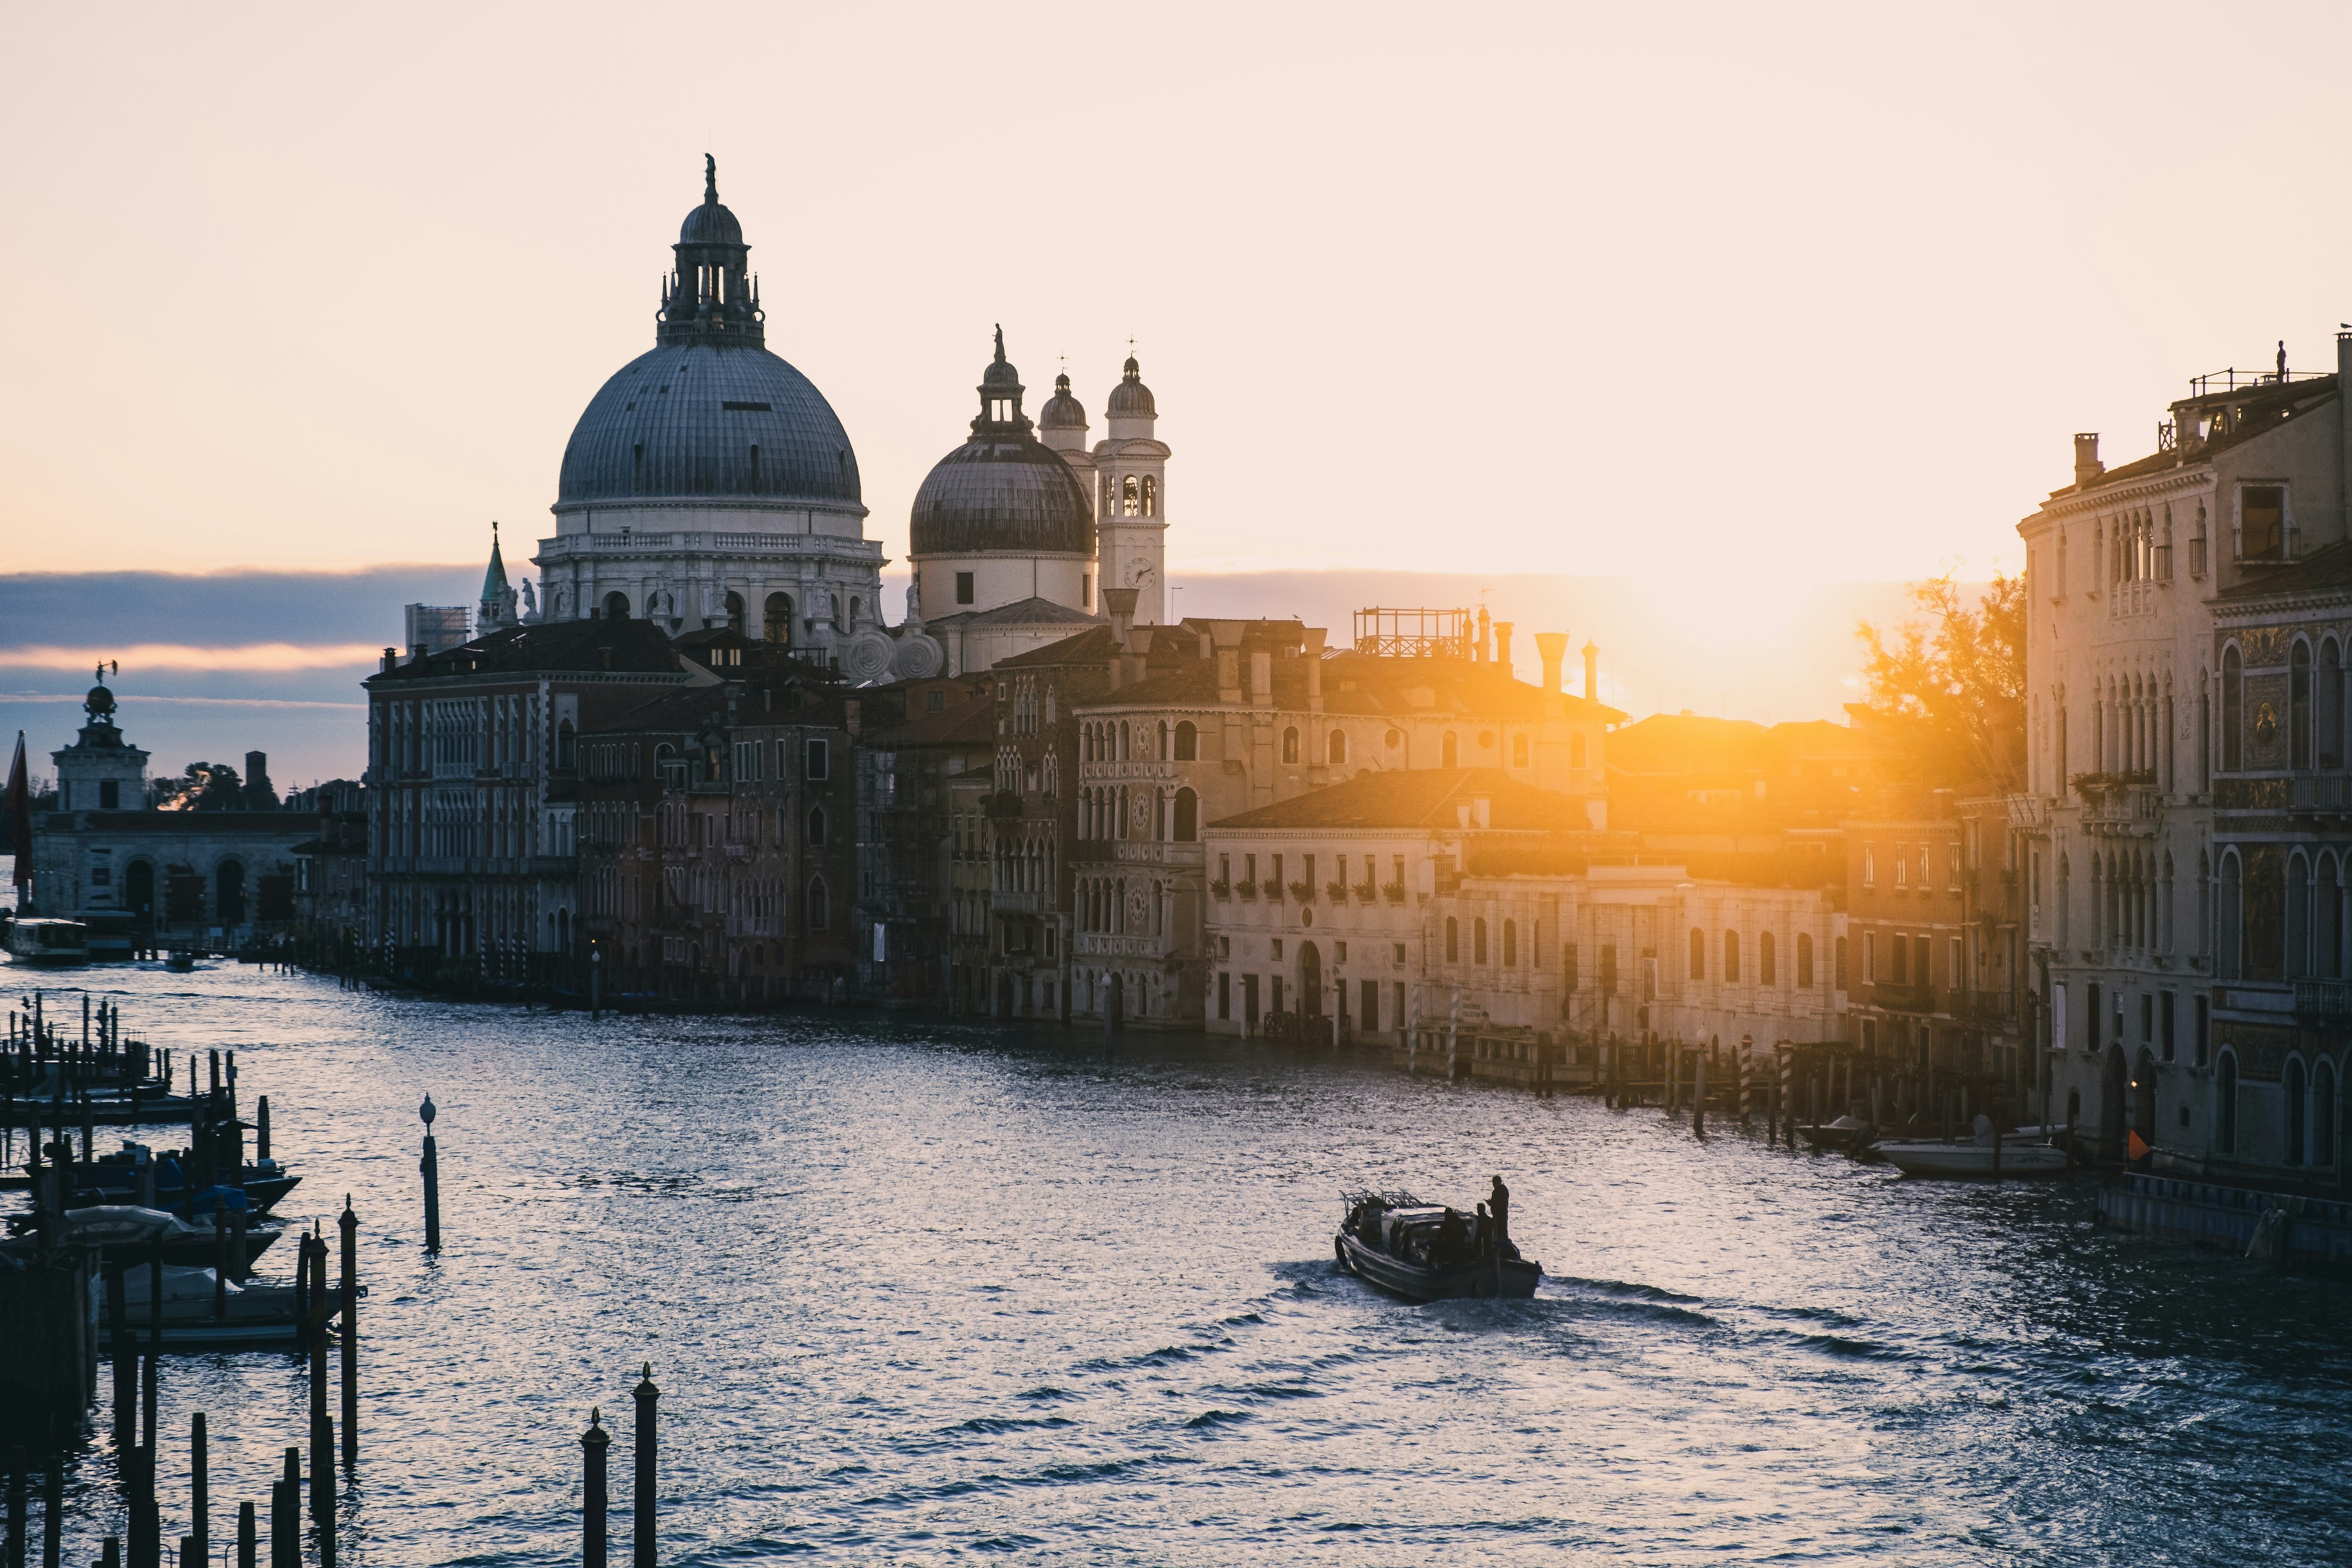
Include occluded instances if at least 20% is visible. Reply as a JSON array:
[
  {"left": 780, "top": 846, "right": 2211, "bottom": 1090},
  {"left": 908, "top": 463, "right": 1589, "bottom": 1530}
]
[
  {"left": 573, "top": 634, "right": 859, "bottom": 1001},
  {"left": 530, "top": 159, "right": 883, "bottom": 671},
  {"left": 1068, "top": 607, "right": 1618, "bottom": 1028},
  {"left": 1843, "top": 804, "right": 1984, "bottom": 1101},
  {"left": 2016, "top": 336, "right": 2352, "bottom": 1170},
  {"left": 28, "top": 679, "right": 315, "bottom": 945},
  {"left": 288, "top": 778, "right": 369, "bottom": 958},
  {"left": 850, "top": 674, "right": 996, "bottom": 1005},
  {"left": 1200, "top": 768, "right": 1607, "bottom": 1040},
  {"left": 363, "top": 616, "right": 688, "bottom": 979}
]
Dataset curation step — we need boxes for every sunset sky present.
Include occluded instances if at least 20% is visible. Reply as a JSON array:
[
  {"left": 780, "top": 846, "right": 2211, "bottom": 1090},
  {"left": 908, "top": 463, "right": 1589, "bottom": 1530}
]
[{"left": 9, "top": 3, "right": 2352, "bottom": 777}]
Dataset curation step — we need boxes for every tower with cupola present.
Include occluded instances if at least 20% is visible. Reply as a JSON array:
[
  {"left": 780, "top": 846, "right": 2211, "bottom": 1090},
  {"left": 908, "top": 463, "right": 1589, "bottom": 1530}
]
[{"left": 1091, "top": 355, "right": 1169, "bottom": 624}]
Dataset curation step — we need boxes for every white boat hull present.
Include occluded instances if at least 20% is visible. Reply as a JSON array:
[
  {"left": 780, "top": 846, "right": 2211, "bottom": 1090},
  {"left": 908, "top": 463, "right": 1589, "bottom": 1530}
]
[{"left": 1879, "top": 1140, "right": 2070, "bottom": 1178}]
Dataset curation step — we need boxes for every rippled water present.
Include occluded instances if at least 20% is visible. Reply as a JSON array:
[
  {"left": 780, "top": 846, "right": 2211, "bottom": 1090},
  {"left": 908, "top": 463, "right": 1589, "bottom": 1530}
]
[{"left": 15, "top": 958, "right": 2352, "bottom": 1564}]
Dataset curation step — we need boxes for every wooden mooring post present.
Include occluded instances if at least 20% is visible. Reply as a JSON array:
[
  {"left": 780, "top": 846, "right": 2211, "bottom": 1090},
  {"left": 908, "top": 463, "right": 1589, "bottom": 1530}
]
[
  {"left": 633, "top": 1364, "right": 659, "bottom": 1568},
  {"left": 582, "top": 1410, "right": 611, "bottom": 1568},
  {"left": 1692, "top": 1046, "right": 1707, "bottom": 1138},
  {"left": 420, "top": 1097, "right": 442, "bottom": 1253},
  {"left": 339, "top": 1199, "right": 360, "bottom": 1463}
]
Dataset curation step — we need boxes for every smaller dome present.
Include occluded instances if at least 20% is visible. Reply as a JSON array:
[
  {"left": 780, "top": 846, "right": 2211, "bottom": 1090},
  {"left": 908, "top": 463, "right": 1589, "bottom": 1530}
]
[
  {"left": 680, "top": 201, "right": 743, "bottom": 246},
  {"left": 982, "top": 325, "right": 1021, "bottom": 390},
  {"left": 85, "top": 684, "right": 115, "bottom": 716},
  {"left": 1040, "top": 371, "right": 1087, "bottom": 431},
  {"left": 1107, "top": 355, "right": 1156, "bottom": 420}
]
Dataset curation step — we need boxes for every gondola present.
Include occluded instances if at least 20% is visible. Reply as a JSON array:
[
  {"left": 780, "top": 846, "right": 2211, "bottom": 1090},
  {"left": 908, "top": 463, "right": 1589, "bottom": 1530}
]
[
  {"left": 1333, "top": 1188, "right": 1542, "bottom": 1302},
  {"left": 1, "top": 1203, "right": 284, "bottom": 1267}
]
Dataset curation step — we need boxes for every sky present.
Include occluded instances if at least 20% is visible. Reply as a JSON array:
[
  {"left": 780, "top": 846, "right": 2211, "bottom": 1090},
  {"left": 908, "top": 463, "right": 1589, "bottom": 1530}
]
[{"left": 9, "top": 2, "right": 2352, "bottom": 780}]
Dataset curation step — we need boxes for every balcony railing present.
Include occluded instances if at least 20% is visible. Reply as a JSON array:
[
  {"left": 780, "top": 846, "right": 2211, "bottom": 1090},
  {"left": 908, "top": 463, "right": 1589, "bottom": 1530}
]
[
  {"left": 2295, "top": 980, "right": 2352, "bottom": 1018},
  {"left": 1868, "top": 982, "right": 1940, "bottom": 1013}
]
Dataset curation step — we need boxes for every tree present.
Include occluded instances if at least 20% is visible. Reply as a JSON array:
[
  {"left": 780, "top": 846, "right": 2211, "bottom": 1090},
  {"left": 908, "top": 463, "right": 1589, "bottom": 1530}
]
[
  {"left": 1855, "top": 571, "right": 2026, "bottom": 792},
  {"left": 153, "top": 761, "right": 247, "bottom": 812}
]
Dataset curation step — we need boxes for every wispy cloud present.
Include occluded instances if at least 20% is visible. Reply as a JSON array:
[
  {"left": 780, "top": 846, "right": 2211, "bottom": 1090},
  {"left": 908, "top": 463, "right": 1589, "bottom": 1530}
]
[
  {"left": 0, "top": 643, "right": 383, "bottom": 673},
  {"left": 1, "top": 691, "right": 364, "bottom": 710}
]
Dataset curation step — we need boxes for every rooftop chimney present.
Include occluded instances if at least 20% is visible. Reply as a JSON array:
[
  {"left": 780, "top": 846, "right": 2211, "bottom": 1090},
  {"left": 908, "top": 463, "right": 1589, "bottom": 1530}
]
[
  {"left": 2073, "top": 432, "right": 2103, "bottom": 488},
  {"left": 1104, "top": 587, "right": 1139, "bottom": 690},
  {"left": 1475, "top": 605, "right": 1491, "bottom": 663},
  {"left": 1493, "top": 622, "right": 1514, "bottom": 680},
  {"left": 1582, "top": 640, "right": 1599, "bottom": 702},
  {"left": 1303, "top": 627, "right": 1327, "bottom": 712},
  {"left": 1534, "top": 631, "right": 1567, "bottom": 695},
  {"left": 1212, "top": 620, "right": 1245, "bottom": 704}
]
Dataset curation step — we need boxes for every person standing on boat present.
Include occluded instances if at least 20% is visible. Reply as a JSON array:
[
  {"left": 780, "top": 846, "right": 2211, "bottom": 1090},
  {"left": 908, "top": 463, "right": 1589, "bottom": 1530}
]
[{"left": 1490, "top": 1175, "right": 1510, "bottom": 1245}]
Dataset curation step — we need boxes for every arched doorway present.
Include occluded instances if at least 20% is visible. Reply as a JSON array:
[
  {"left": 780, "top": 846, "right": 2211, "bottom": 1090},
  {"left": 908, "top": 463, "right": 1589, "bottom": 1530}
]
[
  {"left": 124, "top": 860, "right": 156, "bottom": 941},
  {"left": 217, "top": 861, "right": 247, "bottom": 929},
  {"left": 2133, "top": 1049, "right": 2157, "bottom": 1148},
  {"left": 1299, "top": 941, "right": 1324, "bottom": 1018},
  {"left": 2099, "top": 1044, "right": 2128, "bottom": 1161},
  {"left": 603, "top": 590, "right": 630, "bottom": 621},
  {"left": 764, "top": 592, "right": 794, "bottom": 646}
]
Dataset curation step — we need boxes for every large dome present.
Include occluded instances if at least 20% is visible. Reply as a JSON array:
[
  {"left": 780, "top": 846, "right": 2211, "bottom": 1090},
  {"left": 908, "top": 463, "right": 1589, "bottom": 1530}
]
[
  {"left": 910, "top": 331, "right": 1093, "bottom": 556},
  {"left": 556, "top": 342, "right": 862, "bottom": 510},
  {"left": 910, "top": 437, "right": 1094, "bottom": 556}
]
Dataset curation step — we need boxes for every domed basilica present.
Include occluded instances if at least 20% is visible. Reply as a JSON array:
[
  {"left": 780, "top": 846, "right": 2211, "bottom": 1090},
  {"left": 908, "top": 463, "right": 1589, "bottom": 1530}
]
[
  {"left": 516, "top": 159, "right": 1172, "bottom": 680},
  {"left": 530, "top": 157, "right": 885, "bottom": 664}
]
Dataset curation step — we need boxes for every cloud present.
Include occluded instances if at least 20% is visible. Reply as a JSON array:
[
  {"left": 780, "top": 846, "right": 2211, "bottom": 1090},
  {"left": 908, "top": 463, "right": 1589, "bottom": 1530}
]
[
  {"left": 1, "top": 691, "right": 363, "bottom": 710},
  {"left": 0, "top": 643, "right": 384, "bottom": 673}
]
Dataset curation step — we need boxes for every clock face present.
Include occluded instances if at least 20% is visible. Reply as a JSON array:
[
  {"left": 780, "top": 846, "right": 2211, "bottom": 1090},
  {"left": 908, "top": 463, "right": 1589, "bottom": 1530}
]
[{"left": 1128, "top": 559, "right": 1155, "bottom": 589}]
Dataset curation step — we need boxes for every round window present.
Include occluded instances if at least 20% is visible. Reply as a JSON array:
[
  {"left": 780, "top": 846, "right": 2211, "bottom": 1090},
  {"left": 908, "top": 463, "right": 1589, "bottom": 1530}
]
[{"left": 1301, "top": 908, "right": 1314, "bottom": 927}]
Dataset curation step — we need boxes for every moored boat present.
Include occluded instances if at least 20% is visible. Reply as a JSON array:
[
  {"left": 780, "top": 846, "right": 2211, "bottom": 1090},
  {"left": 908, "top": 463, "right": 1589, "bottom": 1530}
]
[
  {"left": 1877, "top": 1122, "right": 2071, "bottom": 1178},
  {"left": 100, "top": 1263, "right": 350, "bottom": 1350},
  {"left": 6, "top": 919, "right": 90, "bottom": 967},
  {"left": 1333, "top": 1185, "right": 1541, "bottom": 1302}
]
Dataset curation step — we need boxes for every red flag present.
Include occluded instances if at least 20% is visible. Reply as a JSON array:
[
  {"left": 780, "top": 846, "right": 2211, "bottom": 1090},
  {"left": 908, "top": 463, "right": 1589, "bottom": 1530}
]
[
  {"left": 5, "top": 731, "right": 29, "bottom": 887},
  {"left": 2127, "top": 1129, "right": 2151, "bottom": 1162}
]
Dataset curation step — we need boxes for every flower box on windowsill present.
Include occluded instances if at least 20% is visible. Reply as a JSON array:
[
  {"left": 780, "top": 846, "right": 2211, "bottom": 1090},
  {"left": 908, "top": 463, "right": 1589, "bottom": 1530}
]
[
  {"left": 1381, "top": 882, "right": 1407, "bottom": 903},
  {"left": 1259, "top": 881, "right": 1284, "bottom": 901},
  {"left": 1352, "top": 882, "right": 1377, "bottom": 902},
  {"left": 1325, "top": 881, "right": 1350, "bottom": 902},
  {"left": 1209, "top": 880, "right": 1233, "bottom": 900},
  {"left": 1287, "top": 881, "right": 1316, "bottom": 903},
  {"left": 1237, "top": 882, "right": 1258, "bottom": 900}
]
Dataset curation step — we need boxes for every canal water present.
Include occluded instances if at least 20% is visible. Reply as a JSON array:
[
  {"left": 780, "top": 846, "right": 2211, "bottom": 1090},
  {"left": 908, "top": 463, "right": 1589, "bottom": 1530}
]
[{"left": 18, "top": 958, "right": 2352, "bottom": 1565}]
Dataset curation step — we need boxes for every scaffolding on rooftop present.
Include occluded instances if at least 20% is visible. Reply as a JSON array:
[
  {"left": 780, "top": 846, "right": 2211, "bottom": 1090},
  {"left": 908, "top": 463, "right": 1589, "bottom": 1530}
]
[{"left": 1352, "top": 607, "right": 1472, "bottom": 660}]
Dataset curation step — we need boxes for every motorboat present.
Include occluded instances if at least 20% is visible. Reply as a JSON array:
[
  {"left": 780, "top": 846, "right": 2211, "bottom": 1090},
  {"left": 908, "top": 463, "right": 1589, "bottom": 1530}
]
[
  {"left": 100, "top": 1262, "right": 350, "bottom": 1351},
  {"left": 1, "top": 1079, "right": 202, "bottom": 1126},
  {"left": 1, "top": 1202, "right": 283, "bottom": 1268},
  {"left": 1877, "top": 1117, "right": 2071, "bottom": 1178},
  {"left": 6, "top": 919, "right": 89, "bottom": 967},
  {"left": 1333, "top": 1187, "right": 1541, "bottom": 1302},
  {"left": 1798, "top": 1114, "right": 1877, "bottom": 1152}
]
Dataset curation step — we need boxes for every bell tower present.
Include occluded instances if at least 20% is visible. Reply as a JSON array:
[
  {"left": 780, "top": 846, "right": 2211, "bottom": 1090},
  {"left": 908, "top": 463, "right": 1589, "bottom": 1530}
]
[{"left": 1092, "top": 353, "right": 1169, "bottom": 624}]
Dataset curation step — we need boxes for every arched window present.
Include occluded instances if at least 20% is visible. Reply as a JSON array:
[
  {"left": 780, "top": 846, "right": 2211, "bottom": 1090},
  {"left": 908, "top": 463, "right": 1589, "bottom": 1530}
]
[
  {"left": 1502, "top": 919, "right": 1518, "bottom": 968},
  {"left": 724, "top": 590, "right": 745, "bottom": 636},
  {"left": 807, "top": 805, "right": 827, "bottom": 846},
  {"left": 806, "top": 877, "right": 829, "bottom": 930},
  {"left": 1473, "top": 918, "right": 1488, "bottom": 965},
  {"left": 2246, "top": 846, "right": 2285, "bottom": 979},
  {"left": 2293, "top": 639, "right": 2315, "bottom": 769},
  {"left": 1689, "top": 926, "right": 1706, "bottom": 980},
  {"left": 1121, "top": 475, "right": 1140, "bottom": 516},
  {"left": 1512, "top": 734, "right": 1529, "bottom": 767},
  {"left": 1796, "top": 931, "right": 1814, "bottom": 989},
  {"left": 2286, "top": 1057, "right": 2310, "bottom": 1165},
  {"left": 556, "top": 720, "right": 576, "bottom": 770},
  {"left": 1158, "top": 720, "right": 1170, "bottom": 760},
  {"left": 603, "top": 590, "right": 630, "bottom": 622},
  {"left": 1283, "top": 727, "right": 1300, "bottom": 764},
  {"left": 2288, "top": 850, "right": 2313, "bottom": 979},
  {"left": 2316, "top": 1058, "right": 2339, "bottom": 1166},
  {"left": 1173, "top": 788, "right": 1198, "bottom": 842},
  {"left": 2328, "top": 639, "right": 2348, "bottom": 767},
  {"left": 2218, "top": 849, "right": 2243, "bottom": 978},
  {"left": 1174, "top": 721, "right": 1197, "bottom": 761},
  {"left": 1441, "top": 732, "right": 1459, "bottom": 768},
  {"left": 1760, "top": 930, "right": 1777, "bottom": 986},
  {"left": 2222, "top": 645, "right": 2243, "bottom": 771},
  {"left": 1141, "top": 475, "right": 1156, "bottom": 516},
  {"left": 2324, "top": 852, "right": 2348, "bottom": 980},
  {"left": 1723, "top": 930, "right": 1741, "bottom": 983},
  {"left": 1118, "top": 721, "right": 1130, "bottom": 761},
  {"left": 1328, "top": 729, "right": 1348, "bottom": 765},
  {"left": 1444, "top": 917, "right": 1459, "bottom": 962},
  {"left": 764, "top": 592, "right": 793, "bottom": 645}
]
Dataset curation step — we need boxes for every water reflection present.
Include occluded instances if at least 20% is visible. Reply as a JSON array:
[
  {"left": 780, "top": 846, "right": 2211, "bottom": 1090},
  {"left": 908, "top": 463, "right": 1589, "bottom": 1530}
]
[{"left": 15, "top": 957, "right": 2351, "bottom": 1564}]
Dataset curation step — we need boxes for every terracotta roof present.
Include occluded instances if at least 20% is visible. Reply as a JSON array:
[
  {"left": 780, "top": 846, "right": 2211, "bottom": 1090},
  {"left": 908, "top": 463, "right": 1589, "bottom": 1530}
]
[
  {"left": 1207, "top": 767, "right": 1593, "bottom": 831},
  {"left": 2050, "top": 376, "right": 2340, "bottom": 500},
  {"left": 924, "top": 596, "right": 1103, "bottom": 630}
]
